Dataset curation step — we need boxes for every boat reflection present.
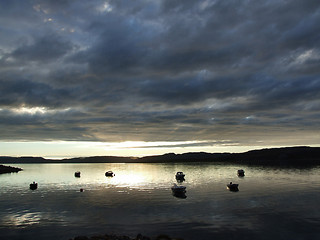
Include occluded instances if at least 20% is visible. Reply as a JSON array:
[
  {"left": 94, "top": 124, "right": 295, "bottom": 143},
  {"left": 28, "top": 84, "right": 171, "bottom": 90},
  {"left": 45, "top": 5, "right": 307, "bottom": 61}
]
[
  {"left": 171, "top": 183, "right": 187, "bottom": 199},
  {"left": 176, "top": 178, "right": 185, "bottom": 183},
  {"left": 175, "top": 171, "right": 185, "bottom": 182},
  {"left": 172, "top": 191, "right": 187, "bottom": 199}
]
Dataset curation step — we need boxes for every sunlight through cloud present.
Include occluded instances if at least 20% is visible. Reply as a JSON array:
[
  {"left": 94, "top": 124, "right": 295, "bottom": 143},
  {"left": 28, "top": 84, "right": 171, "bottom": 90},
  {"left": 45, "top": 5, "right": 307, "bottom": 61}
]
[
  {"left": 103, "top": 140, "right": 212, "bottom": 150},
  {"left": 97, "top": 2, "right": 113, "bottom": 13},
  {"left": 10, "top": 106, "right": 71, "bottom": 115}
]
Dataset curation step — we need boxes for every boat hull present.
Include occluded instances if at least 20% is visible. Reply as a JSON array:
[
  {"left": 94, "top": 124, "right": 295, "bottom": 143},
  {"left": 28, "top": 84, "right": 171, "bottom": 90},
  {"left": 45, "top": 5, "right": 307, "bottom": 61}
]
[
  {"left": 105, "top": 171, "right": 115, "bottom": 177},
  {"left": 227, "top": 184, "right": 239, "bottom": 192},
  {"left": 30, "top": 183, "right": 38, "bottom": 190},
  {"left": 237, "top": 169, "right": 245, "bottom": 177}
]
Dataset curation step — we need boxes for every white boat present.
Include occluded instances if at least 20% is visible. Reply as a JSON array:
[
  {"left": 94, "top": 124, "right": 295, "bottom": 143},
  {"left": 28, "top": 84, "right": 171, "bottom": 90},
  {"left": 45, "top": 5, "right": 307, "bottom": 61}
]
[
  {"left": 175, "top": 171, "right": 185, "bottom": 180},
  {"left": 227, "top": 182, "right": 239, "bottom": 191},
  {"left": 237, "top": 169, "right": 245, "bottom": 177},
  {"left": 105, "top": 171, "right": 115, "bottom": 177}
]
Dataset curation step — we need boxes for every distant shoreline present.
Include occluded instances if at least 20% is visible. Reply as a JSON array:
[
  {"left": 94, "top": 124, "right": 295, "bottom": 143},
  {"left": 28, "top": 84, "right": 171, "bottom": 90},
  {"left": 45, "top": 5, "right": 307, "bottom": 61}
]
[
  {"left": 0, "top": 146, "right": 319, "bottom": 166},
  {"left": 0, "top": 164, "right": 23, "bottom": 174}
]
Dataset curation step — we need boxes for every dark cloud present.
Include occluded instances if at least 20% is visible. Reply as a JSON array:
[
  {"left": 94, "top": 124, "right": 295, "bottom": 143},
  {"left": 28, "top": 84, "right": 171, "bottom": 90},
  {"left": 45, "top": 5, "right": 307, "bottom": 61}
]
[
  {"left": 11, "top": 34, "right": 74, "bottom": 62},
  {"left": 0, "top": 79, "right": 77, "bottom": 108},
  {"left": 0, "top": 0, "right": 320, "bottom": 148}
]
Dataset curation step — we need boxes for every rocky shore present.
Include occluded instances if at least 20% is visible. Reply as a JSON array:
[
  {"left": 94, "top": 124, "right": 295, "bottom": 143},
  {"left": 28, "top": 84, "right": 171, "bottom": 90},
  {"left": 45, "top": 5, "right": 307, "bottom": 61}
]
[
  {"left": 71, "top": 233, "right": 183, "bottom": 240},
  {"left": 0, "top": 164, "right": 23, "bottom": 174}
]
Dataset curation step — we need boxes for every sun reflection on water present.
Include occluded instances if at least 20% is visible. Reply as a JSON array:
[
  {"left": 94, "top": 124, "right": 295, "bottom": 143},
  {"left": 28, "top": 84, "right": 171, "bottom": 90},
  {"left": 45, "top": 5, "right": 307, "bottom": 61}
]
[
  {"left": 3, "top": 212, "right": 42, "bottom": 228},
  {"left": 104, "top": 172, "right": 147, "bottom": 187}
]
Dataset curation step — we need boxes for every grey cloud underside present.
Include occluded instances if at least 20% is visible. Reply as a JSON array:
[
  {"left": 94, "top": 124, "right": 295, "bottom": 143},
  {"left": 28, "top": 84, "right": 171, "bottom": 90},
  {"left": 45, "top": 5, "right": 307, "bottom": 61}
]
[
  {"left": 11, "top": 34, "right": 74, "bottom": 62},
  {"left": 0, "top": 0, "right": 320, "bottom": 145}
]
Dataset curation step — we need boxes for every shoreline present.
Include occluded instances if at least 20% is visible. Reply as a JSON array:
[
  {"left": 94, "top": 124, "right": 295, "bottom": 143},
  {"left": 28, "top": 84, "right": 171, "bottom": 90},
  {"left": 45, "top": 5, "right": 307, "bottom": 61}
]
[
  {"left": 71, "top": 233, "right": 183, "bottom": 240},
  {"left": 0, "top": 164, "right": 23, "bottom": 174}
]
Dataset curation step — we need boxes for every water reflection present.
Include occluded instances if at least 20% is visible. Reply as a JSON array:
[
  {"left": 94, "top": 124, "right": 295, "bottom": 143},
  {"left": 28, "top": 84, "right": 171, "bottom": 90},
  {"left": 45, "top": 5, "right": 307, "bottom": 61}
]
[
  {"left": 3, "top": 212, "right": 42, "bottom": 228},
  {"left": 0, "top": 163, "right": 319, "bottom": 240},
  {"left": 103, "top": 171, "right": 148, "bottom": 188},
  {"left": 172, "top": 191, "right": 187, "bottom": 199},
  {"left": 176, "top": 178, "right": 185, "bottom": 183}
]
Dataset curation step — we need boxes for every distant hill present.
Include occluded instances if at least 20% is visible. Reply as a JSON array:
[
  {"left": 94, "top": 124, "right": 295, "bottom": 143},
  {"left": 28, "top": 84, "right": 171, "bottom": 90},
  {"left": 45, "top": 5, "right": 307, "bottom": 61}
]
[
  {"left": 60, "top": 156, "right": 136, "bottom": 163},
  {"left": 0, "top": 156, "right": 50, "bottom": 163},
  {"left": 0, "top": 146, "right": 319, "bottom": 166},
  {"left": 136, "top": 146, "right": 320, "bottom": 165}
]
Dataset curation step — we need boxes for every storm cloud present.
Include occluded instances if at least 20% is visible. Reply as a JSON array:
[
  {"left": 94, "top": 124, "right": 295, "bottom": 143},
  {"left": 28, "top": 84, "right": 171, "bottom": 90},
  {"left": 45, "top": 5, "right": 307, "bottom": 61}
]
[{"left": 1, "top": 0, "right": 320, "bottom": 149}]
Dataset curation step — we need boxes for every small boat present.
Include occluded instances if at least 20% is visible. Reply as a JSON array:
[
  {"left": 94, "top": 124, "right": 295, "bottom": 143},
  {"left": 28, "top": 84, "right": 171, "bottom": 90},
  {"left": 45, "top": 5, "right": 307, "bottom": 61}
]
[
  {"left": 30, "top": 181, "right": 38, "bottom": 190},
  {"left": 74, "top": 171, "right": 81, "bottom": 177},
  {"left": 227, "top": 182, "right": 239, "bottom": 191},
  {"left": 175, "top": 172, "right": 185, "bottom": 180},
  {"left": 237, "top": 169, "right": 245, "bottom": 177},
  {"left": 105, "top": 171, "right": 115, "bottom": 177}
]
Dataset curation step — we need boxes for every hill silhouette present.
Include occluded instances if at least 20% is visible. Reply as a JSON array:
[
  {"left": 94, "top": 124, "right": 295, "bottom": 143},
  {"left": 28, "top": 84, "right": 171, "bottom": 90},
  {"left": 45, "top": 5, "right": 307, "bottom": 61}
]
[{"left": 0, "top": 146, "right": 319, "bottom": 166}]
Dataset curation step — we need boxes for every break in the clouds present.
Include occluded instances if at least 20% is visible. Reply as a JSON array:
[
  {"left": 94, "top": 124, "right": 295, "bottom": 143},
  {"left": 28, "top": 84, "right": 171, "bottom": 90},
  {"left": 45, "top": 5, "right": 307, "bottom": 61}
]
[{"left": 1, "top": 0, "right": 320, "bottom": 150}]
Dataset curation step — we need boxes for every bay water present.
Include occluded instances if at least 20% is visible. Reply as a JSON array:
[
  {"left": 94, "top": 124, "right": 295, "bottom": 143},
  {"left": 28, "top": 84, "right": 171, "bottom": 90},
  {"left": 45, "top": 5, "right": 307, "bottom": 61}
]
[{"left": 0, "top": 163, "right": 319, "bottom": 240}]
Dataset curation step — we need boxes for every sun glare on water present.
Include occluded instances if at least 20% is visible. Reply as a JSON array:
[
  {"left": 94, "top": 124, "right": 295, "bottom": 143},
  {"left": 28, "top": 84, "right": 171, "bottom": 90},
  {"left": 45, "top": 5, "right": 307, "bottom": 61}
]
[{"left": 105, "top": 173, "right": 147, "bottom": 188}]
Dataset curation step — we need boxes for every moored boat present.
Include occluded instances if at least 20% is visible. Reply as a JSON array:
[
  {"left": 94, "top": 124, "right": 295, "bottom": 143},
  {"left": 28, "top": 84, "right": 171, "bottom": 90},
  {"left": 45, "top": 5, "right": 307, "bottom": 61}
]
[
  {"left": 105, "top": 171, "right": 115, "bottom": 177},
  {"left": 175, "top": 171, "right": 185, "bottom": 181},
  {"left": 30, "top": 181, "right": 38, "bottom": 190},
  {"left": 237, "top": 169, "right": 245, "bottom": 177},
  {"left": 227, "top": 182, "right": 239, "bottom": 191}
]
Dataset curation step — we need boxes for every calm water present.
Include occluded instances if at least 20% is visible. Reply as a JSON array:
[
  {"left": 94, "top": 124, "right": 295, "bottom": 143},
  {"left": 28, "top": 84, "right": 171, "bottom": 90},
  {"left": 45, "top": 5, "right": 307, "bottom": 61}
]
[{"left": 0, "top": 163, "right": 319, "bottom": 240}]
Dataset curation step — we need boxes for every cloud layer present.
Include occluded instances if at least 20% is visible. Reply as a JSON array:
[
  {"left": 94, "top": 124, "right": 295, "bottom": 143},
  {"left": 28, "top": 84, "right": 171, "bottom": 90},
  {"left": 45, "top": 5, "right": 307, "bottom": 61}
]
[{"left": 1, "top": 0, "right": 320, "bottom": 148}]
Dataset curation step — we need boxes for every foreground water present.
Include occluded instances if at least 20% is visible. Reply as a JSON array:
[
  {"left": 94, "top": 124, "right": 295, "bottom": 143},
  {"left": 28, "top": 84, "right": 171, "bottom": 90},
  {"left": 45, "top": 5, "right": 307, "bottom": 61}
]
[{"left": 0, "top": 163, "right": 319, "bottom": 240}]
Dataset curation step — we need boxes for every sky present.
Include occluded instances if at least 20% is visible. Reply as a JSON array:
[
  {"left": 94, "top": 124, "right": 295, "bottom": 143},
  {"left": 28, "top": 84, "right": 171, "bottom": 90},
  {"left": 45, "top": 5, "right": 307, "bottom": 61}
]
[{"left": 1, "top": 0, "right": 320, "bottom": 158}]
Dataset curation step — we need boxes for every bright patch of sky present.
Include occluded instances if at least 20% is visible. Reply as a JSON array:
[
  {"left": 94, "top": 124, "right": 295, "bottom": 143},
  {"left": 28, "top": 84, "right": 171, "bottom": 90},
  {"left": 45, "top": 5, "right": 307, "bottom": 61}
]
[
  {"left": 10, "top": 106, "right": 71, "bottom": 115},
  {"left": 0, "top": 141, "right": 261, "bottom": 159},
  {"left": 294, "top": 49, "right": 320, "bottom": 64},
  {"left": 97, "top": 2, "right": 113, "bottom": 13}
]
